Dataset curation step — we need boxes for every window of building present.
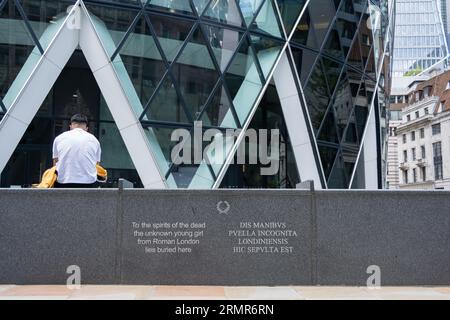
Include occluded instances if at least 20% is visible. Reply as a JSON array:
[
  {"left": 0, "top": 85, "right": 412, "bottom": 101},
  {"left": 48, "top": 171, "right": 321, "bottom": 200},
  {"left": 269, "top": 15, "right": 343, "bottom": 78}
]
[
  {"left": 403, "top": 134, "right": 406, "bottom": 143},
  {"left": 432, "top": 123, "right": 441, "bottom": 135},
  {"left": 412, "top": 148, "right": 416, "bottom": 161},
  {"left": 433, "top": 141, "right": 443, "bottom": 180},
  {"left": 413, "top": 168, "right": 417, "bottom": 183},
  {"left": 421, "top": 167, "right": 426, "bottom": 181},
  {"left": 403, "top": 150, "right": 408, "bottom": 162},
  {"left": 403, "top": 170, "right": 408, "bottom": 184},
  {"left": 421, "top": 145, "right": 426, "bottom": 159},
  {"left": 411, "top": 131, "right": 415, "bottom": 141},
  {"left": 415, "top": 111, "right": 420, "bottom": 118},
  {"left": 420, "top": 128, "right": 425, "bottom": 138},
  {"left": 407, "top": 114, "right": 411, "bottom": 122},
  {"left": 424, "top": 107, "right": 429, "bottom": 114}
]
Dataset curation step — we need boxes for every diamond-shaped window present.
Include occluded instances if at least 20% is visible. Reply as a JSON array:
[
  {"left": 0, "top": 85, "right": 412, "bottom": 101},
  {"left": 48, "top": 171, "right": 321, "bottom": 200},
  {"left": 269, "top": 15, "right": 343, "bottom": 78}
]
[
  {"left": 147, "top": 0, "right": 194, "bottom": 15},
  {"left": 202, "top": 23, "right": 244, "bottom": 72},
  {"left": 224, "top": 35, "right": 263, "bottom": 124},
  {"left": 143, "top": 75, "right": 190, "bottom": 124},
  {"left": 0, "top": 0, "right": 41, "bottom": 107},
  {"left": 171, "top": 26, "right": 220, "bottom": 121},
  {"left": 112, "top": 15, "right": 167, "bottom": 110},
  {"left": 249, "top": 34, "right": 283, "bottom": 79},
  {"left": 237, "top": 0, "right": 264, "bottom": 26},
  {"left": 200, "top": 83, "right": 238, "bottom": 128},
  {"left": 249, "top": 0, "right": 283, "bottom": 38},
  {"left": 203, "top": 0, "right": 244, "bottom": 28},
  {"left": 291, "top": 9, "right": 318, "bottom": 49},
  {"left": 303, "top": 59, "right": 331, "bottom": 133},
  {"left": 148, "top": 13, "right": 194, "bottom": 62},
  {"left": 318, "top": 143, "right": 338, "bottom": 181},
  {"left": 276, "top": 0, "right": 307, "bottom": 36}
]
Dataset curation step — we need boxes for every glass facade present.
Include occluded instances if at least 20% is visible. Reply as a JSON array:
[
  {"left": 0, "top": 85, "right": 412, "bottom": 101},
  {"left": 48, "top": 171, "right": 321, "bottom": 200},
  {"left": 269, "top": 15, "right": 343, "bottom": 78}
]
[
  {"left": 393, "top": 0, "right": 449, "bottom": 77},
  {"left": 0, "top": 0, "right": 391, "bottom": 189}
]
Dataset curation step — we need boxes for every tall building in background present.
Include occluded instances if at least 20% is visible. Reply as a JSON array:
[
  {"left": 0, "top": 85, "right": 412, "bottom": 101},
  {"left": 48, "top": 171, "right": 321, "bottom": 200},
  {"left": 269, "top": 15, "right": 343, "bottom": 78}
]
[
  {"left": 0, "top": 0, "right": 392, "bottom": 190},
  {"left": 438, "top": 0, "right": 450, "bottom": 42},
  {"left": 392, "top": 0, "right": 449, "bottom": 78}
]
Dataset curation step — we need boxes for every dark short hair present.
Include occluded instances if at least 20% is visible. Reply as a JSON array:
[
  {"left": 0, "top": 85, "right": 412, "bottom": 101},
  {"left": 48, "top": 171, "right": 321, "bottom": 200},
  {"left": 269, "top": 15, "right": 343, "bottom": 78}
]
[{"left": 70, "top": 114, "right": 88, "bottom": 125}]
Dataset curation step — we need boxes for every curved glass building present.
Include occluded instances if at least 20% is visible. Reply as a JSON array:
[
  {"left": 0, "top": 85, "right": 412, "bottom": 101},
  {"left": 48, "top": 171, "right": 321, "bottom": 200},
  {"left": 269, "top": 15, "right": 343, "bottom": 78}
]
[{"left": 0, "top": 0, "right": 393, "bottom": 189}]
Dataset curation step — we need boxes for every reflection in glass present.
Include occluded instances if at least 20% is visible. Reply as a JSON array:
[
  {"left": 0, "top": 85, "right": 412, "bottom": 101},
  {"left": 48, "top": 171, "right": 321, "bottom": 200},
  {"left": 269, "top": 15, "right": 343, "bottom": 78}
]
[
  {"left": 149, "top": 13, "right": 193, "bottom": 62},
  {"left": 172, "top": 26, "right": 219, "bottom": 120},
  {"left": 204, "top": 0, "right": 243, "bottom": 27},
  {"left": 148, "top": 0, "right": 193, "bottom": 15},
  {"left": 113, "top": 15, "right": 166, "bottom": 108},
  {"left": 202, "top": 24, "right": 243, "bottom": 71},
  {"left": 249, "top": 0, "right": 282, "bottom": 38},
  {"left": 225, "top": 36, "right": 263, "bottom": 124},
  {"left": 276, "top": 0, "right": 307, "bottom": 36}
]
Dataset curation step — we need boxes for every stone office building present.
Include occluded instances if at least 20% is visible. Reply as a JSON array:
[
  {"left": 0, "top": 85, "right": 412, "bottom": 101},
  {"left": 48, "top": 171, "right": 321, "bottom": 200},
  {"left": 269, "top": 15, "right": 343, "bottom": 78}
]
[
  {"left": 396, "top": 69, "right": 450, "bottom": 189},
  {"left": 0, "top": 0, "right": 392, "bottom": 189}
]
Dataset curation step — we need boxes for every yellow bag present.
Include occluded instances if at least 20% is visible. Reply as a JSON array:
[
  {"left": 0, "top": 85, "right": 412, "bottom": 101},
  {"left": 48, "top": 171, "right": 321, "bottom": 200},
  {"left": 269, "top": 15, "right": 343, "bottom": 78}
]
[
  {"left": 35, "top": 165, "right": 108, "bottom": 188},
  {"left": 36, "top": 166, "right": 57, "bottom": 188},
  {"left": 96, "top": 164, "right": 108, "bottom": 183}
]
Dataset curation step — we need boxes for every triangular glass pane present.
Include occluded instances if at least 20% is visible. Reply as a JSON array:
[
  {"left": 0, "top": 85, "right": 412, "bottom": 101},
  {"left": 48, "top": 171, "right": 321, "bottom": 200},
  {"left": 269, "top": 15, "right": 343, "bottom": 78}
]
[
  {"left": 308, "top": 0, "right": 336, "bottom": 49},
  {"left": 237, "top": 0, "right": 264, "bottom": 26},
  {"left": 323, "top": 22, "right": 344, "bottom": 60},
  {"left": 249, "top": 34, "right": 283, "bottom": 79},
  {"left": 318, "top": 144, "right": 338, "bottom": 181},
  {"left": 193, "top": 0, "right": 210, "bottom": 15},
  {"left": 347, "top": 33, "right": 365, "bottom": 71},
  {"left": 289, "top": 46, "right": 316, "bottom": 86},
  {"left": 317, "top": 108, "right": 339, "bottom": 144},
  {"left": 84, "top": 3, "right": 140, "bottom": 50},
  {"left": 327, "top": 151, "right": 347, "bottom": 188},
  {"left": 249, "top": 0, "right": 283, "bottom": 38},
  {"left": 145, "top": 76, "right": 190, "bottom": 123},
  {"left": 172, "top": 26, "right": 220, "bottom": 119},
  {"left": 113, "top": 15, "right": 166, "bottom": 108},
  {"left": 200, "top": 84, "right": 237, "bottom": 128},
  {"left": 354, "top": 105, "right": 368, "bottom": 142},
  {"left": 0, "top": 0, "right": 41, "bottom": 106},
  {"left": 148, "top": 13, "right": 194, "bottom": 62},
  {"left": 342, "top": 144, "right": 358, "bottom": 183},
  {"left": 334, "top": 4, "right": 358, "bottom": 57},
  {"left": 331, "top": 69, "right": 353, "bottom": 138},
  {"left": 321, "top": 57, "right": 343, "bottom": 96},
  {"left": 276, "top": 0, "right": 307, "bottom": 36},
  {"left": 148, "top": 125, "right": 182, "bottom": 166},
  {"left": 350, "top": 145, "right": 365, "bottom": 189},
  {"left": 204, "top": 0, "right": 243, "bottom": 28},
  {"left": 291, "top": 8, "right": 318, "bottom": 49},
  {"left": 364, "top": 48, "right": 375, "bottom": 77},
  {"left": 224, "top": 36, "right": 263, "bottom": 124},
  {"left": 18, "top": 0, "right": 75, "bottom": 51},
  {"left": 148, "top": 0, "right": 193, "bottom": 15},
  {"left": 0, "top": 98, "right": 6, "bottom": 112},
  {"left": 202, "top": 24, "right": 243, "bottom": 71},
  {"left": 303, "top": 60, "right": 330, "bottom": 133},
  {"left": 343, "top": 111, "right": 358, "bottom": 144}
]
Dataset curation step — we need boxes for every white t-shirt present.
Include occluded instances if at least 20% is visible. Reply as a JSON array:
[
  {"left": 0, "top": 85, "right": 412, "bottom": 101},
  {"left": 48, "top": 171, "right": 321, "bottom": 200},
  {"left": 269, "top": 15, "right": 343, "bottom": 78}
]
[{"left": 52, "top": 128, "right": 101, "bottom": 184}]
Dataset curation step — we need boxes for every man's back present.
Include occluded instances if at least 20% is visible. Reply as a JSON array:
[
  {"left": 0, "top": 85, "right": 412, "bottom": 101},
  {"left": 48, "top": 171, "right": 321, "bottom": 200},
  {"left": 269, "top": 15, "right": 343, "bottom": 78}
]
[{"left": 53, "top": 128, "right": 101, "bottom": 184}]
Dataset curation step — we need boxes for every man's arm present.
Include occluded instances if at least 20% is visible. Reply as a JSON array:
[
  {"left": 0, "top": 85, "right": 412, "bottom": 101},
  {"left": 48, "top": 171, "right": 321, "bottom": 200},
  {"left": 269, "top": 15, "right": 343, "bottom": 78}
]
[{"left": 52, "top": 137, "right": 59, "bottom": 167}]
